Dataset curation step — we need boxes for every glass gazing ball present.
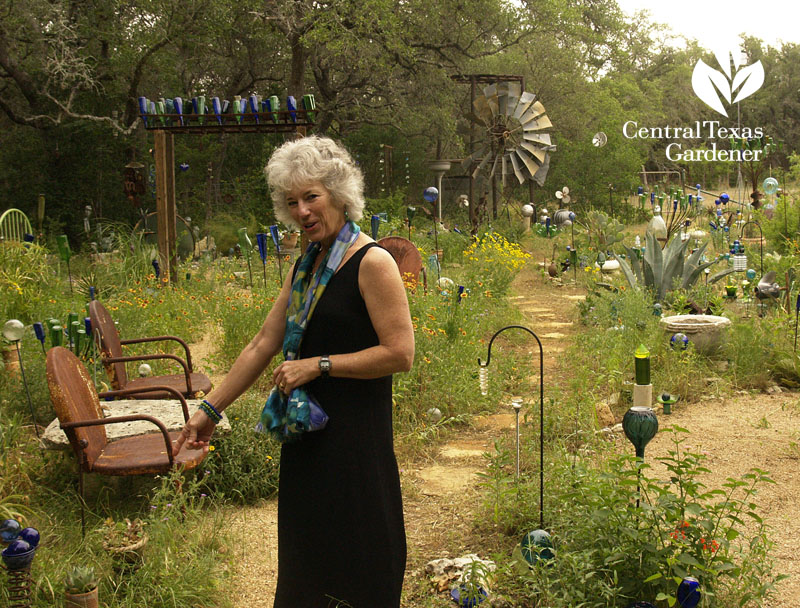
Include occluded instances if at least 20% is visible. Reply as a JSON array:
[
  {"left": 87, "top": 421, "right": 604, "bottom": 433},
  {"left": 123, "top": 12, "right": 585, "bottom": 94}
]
[
  {"left": 671, "top": 333, "right": 689, "bottom": 350},
  {"left": 3, "top": 539, "right": 30, "bottom": 555},
  {"left": 568, "top": 211, "right": 576, "bottom": 221},
  {"left": 746, "top": 268, "right": 757, "bottom": 280},
  {"left": 0, "top": 519, "right": 22, "bottom": 543},
  {"left": 2, "top": 319, "right": 24, "bottom": 342},
  {"left": 18, "top": 527, "right": 39, "bottom": 548},
  {"left": 426, "top": 407, "right": 442, "bottom": 423},
  {"left": 138, "top": 363, "right": 152, "bottom": 377},
  {"left": 521, "top": 204, "right": 534, "bottom": 217},
  {"left": 677, "top": 576, "right": 701, "bottom": 608},
  {"left": 720, "top": 192, "right": 730, "bottom": 204},
  {"left": 652, "top": 303, "right": 662, "bottom": 316},
  {"left": 436, "top": 277, "right": 455, "bottom": 291},
  {"left": 763, "top": 177, "right": 779, "bottom": 195},
  {"left": 423, "top": 186, "right": 439, "bottom": 203},
  {"left": 521, "top": 529, "right": 554, "bottom": 564}
]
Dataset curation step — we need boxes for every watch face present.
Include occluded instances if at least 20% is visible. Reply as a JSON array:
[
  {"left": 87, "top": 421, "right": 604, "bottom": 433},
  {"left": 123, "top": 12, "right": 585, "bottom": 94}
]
[{"left": 320, "top": 357, "right": 331, "bottom": 373}]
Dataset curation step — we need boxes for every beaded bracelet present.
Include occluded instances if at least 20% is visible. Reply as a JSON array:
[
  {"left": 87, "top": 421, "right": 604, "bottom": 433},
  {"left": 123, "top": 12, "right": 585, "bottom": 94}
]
[{"left": 199, "top": 400, "right": 222, "bottom": 424}]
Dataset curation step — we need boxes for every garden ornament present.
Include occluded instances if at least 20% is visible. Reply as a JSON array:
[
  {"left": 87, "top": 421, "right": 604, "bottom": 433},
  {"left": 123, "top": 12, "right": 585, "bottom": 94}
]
[
  {"left": 479, "top": 325, "right": 545, "bottom": 528},
  {"left": 592, "top": 131, "right": 607, "bottom": 147},
  {"left": 670, "top": 333, "right": 689, "bottom": 350},
  {"left": 371, "top": 214, "right": 380, "bottom": 240},
  {"left": 256, "top": 233, "right": 269, "bottom": 288},
  {"left": 3, "top": 319, "right": 39, "bottom": 439},
  {"left": 520, "top": 529, "right": 554, "bottom": 565},
  {"left": 268, "top": 225, "right": 283, "bottom": 283},
  {"left": 423, "top": 187, "right": 441, "bottom": 281},
  {"left": 657, "top": 392, "right": 678, "bottom": 415},
  {"left": 521, "top": 204, "right": 534, "bottom": 218},
  {"left": 622, "top": 407, "right": 658, "bottom": 460},
  {"left": 763, "top": 176, "right": 779, "bottom": 195},
  {"left": 237, "top": 227, "right": 253, "bottom": 286},
  {"left": 426, "top": 407, "right": 442, "bottom": 423},
  {"left": 677, "top": 577, "right": 701, "bottom": 608},
  {"left": 450, "top": 583, "right": 488, "bottom": 607},
  {"left": 460, "top": 81, "right": 555, "bottom": 187},
  {"left": 755, "top": 271, "right": 781, "bottom": 300},
  {"left": 554, "top": 186, "right": 570, "bottom": 206},
  {"left": 33, "top": 322, "right": 46, "bottom": 355}
]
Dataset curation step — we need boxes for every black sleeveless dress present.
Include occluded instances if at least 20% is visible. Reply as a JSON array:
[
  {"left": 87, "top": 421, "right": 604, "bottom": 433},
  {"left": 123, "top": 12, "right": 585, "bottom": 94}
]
[{"left": 273, "top": 243, "right": 406, "bottom": 608}]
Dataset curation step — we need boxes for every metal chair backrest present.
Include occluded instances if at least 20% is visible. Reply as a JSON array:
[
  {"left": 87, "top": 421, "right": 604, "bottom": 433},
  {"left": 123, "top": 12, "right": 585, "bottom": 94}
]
[
  {"left": 0, "top": 208, "right": 33, "bottom": 242},
  {"left": 46, "top": 347, "right": 107, "bottom": 470},
  {"left": 88, "top": 300, "right": 129, "bottom": 389},
  {"left": 377, "top": 236, "right": 423, "bottom": 281}
]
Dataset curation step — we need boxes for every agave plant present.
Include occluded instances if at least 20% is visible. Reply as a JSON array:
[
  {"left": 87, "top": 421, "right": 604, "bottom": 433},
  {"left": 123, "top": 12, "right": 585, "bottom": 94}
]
[{"left": 615, "top": 232, "right": 734, "bottom": 301}]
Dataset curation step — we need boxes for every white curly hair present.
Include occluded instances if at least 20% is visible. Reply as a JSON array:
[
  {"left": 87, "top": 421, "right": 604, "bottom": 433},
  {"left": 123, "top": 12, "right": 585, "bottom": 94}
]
[{"left": 265, "top": 136, "right": 365, "bottom": 228}]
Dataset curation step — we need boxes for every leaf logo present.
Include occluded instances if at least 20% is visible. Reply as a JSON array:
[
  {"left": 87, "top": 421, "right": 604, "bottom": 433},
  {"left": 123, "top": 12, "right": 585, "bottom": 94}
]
[{"left": 691, "top": 44, "right": 764, "bottom": 117}]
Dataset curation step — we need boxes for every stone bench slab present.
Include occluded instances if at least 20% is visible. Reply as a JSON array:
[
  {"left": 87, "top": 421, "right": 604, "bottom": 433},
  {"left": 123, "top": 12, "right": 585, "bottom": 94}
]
[{"left": 42, "top": 399, "right": 231, "bottom": 450}]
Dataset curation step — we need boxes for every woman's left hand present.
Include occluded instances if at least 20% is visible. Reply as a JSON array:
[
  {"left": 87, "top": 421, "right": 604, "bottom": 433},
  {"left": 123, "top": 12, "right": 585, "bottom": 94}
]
[{"left": 272, "top": 357, "right": 320, "bottom": 393}]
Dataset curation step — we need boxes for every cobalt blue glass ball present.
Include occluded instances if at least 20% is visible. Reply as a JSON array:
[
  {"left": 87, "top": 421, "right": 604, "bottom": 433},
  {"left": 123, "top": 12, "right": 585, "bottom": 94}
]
[
  {"left": 720, "top": 192, "right": 730, "bottom": 203},
  {"left": 450, "top": 584, "right": 488, "bottom": 607},
  {"left": 521, "top": 529, "right": 554, "bottom": 564},
  {"left": 670, "top": 333, "right": 689, "bottom": 350},
  {"left": 19, "top": 527, "right": 39, "bottom": 548},
  {"left": 423, "top": 186, "right": 439, "bottom": 203},
  {"left": 4, "top": 539, "right": 30, "bottom": 555},
  {"left": 1, "top": 540, "right": 35, "bottom": 570},
  {"left": 677, "top": 576, "right": 701, "bottom": 608},
  {"left": 0, "top": 519, "right": 22, "bottom": 543}
]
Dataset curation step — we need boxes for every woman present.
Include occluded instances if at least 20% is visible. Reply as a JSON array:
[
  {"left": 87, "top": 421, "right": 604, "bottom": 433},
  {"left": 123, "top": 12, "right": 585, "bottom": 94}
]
[{"left": 173, "top": 136, "right": 414, "bottom": 607}]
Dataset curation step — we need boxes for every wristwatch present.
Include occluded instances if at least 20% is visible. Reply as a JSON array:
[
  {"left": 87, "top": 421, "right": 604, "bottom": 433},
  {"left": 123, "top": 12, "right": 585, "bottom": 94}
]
[{"left": 319, "top": 355, "right": 331, "bottom": 379}]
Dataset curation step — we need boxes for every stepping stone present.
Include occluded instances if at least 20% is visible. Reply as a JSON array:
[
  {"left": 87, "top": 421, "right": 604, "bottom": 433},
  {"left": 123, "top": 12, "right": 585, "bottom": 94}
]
[
  {"left": 541, "top": 332, "right": 567, "bottom": 339},
  {"left": 563, "top": 294, "right": 586, "bottom": 301}
]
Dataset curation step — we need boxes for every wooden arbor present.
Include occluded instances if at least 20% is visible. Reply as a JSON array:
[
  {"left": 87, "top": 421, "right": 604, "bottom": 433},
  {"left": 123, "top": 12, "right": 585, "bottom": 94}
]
[{"left": 140, "top": 103, "right": 313, "bottom": 283}]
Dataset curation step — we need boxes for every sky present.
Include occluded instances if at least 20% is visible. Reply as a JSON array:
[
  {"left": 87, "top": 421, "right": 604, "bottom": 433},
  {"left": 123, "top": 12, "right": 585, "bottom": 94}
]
[{"left": 615, "top": 0, "right": 800, "bottom": 48}]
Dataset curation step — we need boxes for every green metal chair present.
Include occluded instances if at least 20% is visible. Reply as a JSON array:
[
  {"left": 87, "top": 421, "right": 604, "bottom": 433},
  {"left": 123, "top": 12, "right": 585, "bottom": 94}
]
[{"left": 0, "top": 208, "right": 33, "bottom": 242}]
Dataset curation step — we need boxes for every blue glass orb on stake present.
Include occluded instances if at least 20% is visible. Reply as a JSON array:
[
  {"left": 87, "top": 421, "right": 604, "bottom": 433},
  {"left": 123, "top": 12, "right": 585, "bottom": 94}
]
[
  {"left": 19, "top": 527, "right": 39, "bottom": 548},
  {"left": 0, "top": 519, "right": 22, "bottom": 543},
  {"left": 671, "top": 333, "right": 689, "bottom": 350},
  {"left": 521, "top": 529, "right": 554, "bottom": 564},
  {"left": 677, "top": 577, "right": 701, "bottom": 608},
  {"left": 720, "top": 192, "right": 730, "bottom": 204},
  {"left": 450, "top": 584, "right": 488, "bottom": 607},
  {"left": 746, "top": 268, "right": 757, "bottom": 280},
  {"left": 423, "top": 186, "right": 439, "bottom": 203},
  {"left": 763, "top": 177, "right": 779, "bottom": 195}
]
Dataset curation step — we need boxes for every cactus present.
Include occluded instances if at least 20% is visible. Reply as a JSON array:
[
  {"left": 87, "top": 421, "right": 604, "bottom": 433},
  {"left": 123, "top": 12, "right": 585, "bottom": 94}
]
[
  {"left": 64, "top": 565, "right": 98, "bottom": 594},
  {"left": 584, "top": 210, "right": 625, "bottom": 253},
  {"left": 615, "top": 232, "right": 734, "bottom": 301}
]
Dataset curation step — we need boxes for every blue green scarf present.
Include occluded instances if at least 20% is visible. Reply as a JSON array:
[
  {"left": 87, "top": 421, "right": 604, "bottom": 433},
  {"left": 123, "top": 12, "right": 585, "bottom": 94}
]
[{"left": 256, "top": 220, "right": 360, "bottom": 441}]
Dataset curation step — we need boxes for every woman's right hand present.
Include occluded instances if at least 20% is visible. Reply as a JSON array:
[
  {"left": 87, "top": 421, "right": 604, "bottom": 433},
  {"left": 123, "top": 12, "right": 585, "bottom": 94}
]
[{"left": 172, "top": 410, "right": 216, "bottom": 456}]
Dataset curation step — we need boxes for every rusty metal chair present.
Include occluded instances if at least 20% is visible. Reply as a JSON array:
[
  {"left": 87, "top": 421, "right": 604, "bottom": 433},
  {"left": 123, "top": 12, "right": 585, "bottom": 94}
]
[
  {"left": 378, "top": 236, "right": 427, "bottom": 291},
  {"left": 89, "top": 299, "right": 212, "bottom": 399},
  {"left": 46, "top": 346, "right": 207, "bottom": 534}
]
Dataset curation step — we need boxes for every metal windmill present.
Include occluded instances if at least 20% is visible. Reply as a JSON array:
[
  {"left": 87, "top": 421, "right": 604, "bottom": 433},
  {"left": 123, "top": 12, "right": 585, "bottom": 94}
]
[{"left": 462, "top": 81, "right": 556, "bottom": 188}]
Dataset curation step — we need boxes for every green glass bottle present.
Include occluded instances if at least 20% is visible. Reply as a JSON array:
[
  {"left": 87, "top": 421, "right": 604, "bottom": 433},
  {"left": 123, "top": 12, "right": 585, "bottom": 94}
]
[{"left": 634, "top": 344, "right": 650, "bottom": 385}]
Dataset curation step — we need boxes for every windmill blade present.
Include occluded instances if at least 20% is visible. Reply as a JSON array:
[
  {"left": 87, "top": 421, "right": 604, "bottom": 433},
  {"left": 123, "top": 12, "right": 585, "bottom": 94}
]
[
  {"left": 514, "top": 148, "right": 540, "bottom": 178},
  {"left": 488, "top": 151, "right": 501, "bottom": 178},
  {"left": 520, "top": 140, "right": 547, "bottom": 165},
  {"left": 472, "top": 150, "right": 493, "bottom": 178},
  {"left": 520, "top": 100, "right": 547, "bottom": 123},
  {"left": 472, "top": 96, "right": 493, "bottom": 124},
  {"left": 512, "top": 92, "right": 536, "bottom": 120},
  {"left": 533, "top": 155, "right": 551, "bottom": 186},
  {"left": 509, "top": 152, "right": 527, "bottom": 184},
  {"left": 505, "top": 82, "right": 522, "bottom": 114},
  {"left": 555, "top": 191, "right": 563, "bottom": 200},
  {"left": 466, "top": 111, "right": 490, "bottom": 127},
  {"left": 522, "top": 132, "right": 552, "bottom": 146},
  {"left": 483, "top": 84, "right": 499, "bottom": 118},
  {"left": 461, "top": 144, "right": 490, "bottom": 171},
  {"left": 522, "top": 114, "right": 553, "bottom": 131},
  {"left": 562, "top": 194, "right": 571, "bottom": 205},
  {"left": 562, "top": 186, "right": 569, "bottom": 195}
]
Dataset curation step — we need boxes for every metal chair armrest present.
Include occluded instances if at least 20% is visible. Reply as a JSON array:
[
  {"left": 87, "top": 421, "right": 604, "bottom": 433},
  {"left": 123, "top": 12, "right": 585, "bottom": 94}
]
[
  {"left": 60, "top": 414, "right": 174, "bottom": 466},
  {"left": 119, "top": 335, "right": 194, "bottom": 371},
  {"left": 101, "top": 353, "right": 193, "bottom": 394}
]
